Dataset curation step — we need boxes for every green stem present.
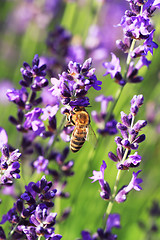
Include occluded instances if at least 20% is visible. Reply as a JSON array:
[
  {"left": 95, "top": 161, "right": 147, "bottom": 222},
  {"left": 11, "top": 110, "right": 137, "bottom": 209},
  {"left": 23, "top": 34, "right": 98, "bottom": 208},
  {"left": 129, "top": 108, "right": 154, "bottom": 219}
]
[
  {"left": 106, "top": 86, "right": 124, "bottom": 122},
  {"left": 126, "top": 39, "right": 136, "bottom": 66},
  {"left": 105, "top": 115, "right": 135, "bottom": 223},
  {"left": 47, "top": 116, "right": 66, "bottom": 157},
  {"left": 8, "top": 221, "right": 20, "bottom": 240},
  {"left": 125, "top": 5, "right": 143, "bottom": 80}
]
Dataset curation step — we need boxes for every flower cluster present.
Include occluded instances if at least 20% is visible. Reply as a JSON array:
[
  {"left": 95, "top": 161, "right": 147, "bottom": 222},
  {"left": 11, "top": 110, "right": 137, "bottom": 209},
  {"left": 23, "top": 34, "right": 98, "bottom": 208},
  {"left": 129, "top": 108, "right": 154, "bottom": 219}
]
[
  {"left": 7, "top": 54, "right": 48, "bottom": 111},
  {"left": 91, "top": 95, "right": 118, "bottom": 136},
  {"left": 49, "top": 58, "right": 102, "bottom": 108},
  {"left": 0, "top": 128, "right": 21, "bottom": 186},
  {"left": 6, "top": 55, "right": 60, "bottom": 141},
  {"left": 90, "top": 95, "right": 146, "bottom": 203},
  {"left": 103, "top": 0, "right": 159, "bottom": 85},
  {"left": 109, "top": 94, "right": 147, "bottom": 172},
  {"left": 3, "top": 54, "right": 75, "bottom": 238},
  {"left": 42, "top": 25, "right": 85, "bottom": 78},
  {"left": 32, "top": 146, "right": 74, "bottom": 193},
  {"left": 0, "top": 176, "right": 62, "bottom": 240}
]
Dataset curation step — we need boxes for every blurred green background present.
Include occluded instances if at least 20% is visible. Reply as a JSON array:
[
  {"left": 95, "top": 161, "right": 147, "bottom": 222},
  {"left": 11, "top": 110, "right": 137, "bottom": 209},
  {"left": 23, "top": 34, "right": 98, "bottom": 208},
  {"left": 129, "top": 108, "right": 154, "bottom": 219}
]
[{"left": 0, "top": 0, "right": 160, "bottom": 239}]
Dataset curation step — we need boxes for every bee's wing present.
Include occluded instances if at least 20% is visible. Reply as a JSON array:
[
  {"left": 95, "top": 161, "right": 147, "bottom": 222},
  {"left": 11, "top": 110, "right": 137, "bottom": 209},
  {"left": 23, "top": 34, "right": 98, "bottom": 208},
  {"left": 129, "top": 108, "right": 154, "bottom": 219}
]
[{"left": 86, "top": 124, "right": 97, "bottom": 149}]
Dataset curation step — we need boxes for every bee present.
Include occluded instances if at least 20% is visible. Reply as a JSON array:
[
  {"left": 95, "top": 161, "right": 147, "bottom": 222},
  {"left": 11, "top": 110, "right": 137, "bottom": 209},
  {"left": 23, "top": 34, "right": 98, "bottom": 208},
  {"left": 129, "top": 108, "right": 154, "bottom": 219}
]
[{"left": 64, "top": 106, "right": 96, "bottom": 152}]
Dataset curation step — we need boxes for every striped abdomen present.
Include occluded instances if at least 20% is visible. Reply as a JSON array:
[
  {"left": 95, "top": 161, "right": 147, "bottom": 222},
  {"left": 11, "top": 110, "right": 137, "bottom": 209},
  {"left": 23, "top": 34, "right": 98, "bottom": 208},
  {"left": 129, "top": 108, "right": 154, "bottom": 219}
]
[{"left": 70, "top": 126, "right": 87, "bottom": 152}]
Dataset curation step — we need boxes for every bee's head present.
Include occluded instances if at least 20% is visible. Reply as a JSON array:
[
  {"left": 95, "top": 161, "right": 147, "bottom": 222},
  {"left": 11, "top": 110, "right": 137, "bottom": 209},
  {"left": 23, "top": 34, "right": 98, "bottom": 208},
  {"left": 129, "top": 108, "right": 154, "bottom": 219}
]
[{"left": 73, "top": 106, "right": 85, "bottom": 112}]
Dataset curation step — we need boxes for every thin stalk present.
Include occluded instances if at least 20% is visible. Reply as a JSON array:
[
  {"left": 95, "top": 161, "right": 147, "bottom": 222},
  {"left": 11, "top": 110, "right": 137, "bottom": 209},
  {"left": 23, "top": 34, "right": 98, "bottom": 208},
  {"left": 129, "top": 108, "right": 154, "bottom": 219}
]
[
  {"left": 104, "top": 115, "right": 135, "bottom": 225},
  {"left": 124, "top": 5, "right": 143, "bottom": 80},
  {"left": 106, "top": 86, "right": 124, "bottom": 123},
  {"left": 47, "top": 116, "right": 66, "bottom": 157}
]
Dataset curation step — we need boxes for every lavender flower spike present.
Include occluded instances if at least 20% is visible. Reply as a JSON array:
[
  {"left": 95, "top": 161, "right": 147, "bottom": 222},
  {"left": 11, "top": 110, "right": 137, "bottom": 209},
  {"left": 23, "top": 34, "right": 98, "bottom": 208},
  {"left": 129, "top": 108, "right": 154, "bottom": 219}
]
[{"left": 49, "top": 58, "right": 102, "bottom": 107}]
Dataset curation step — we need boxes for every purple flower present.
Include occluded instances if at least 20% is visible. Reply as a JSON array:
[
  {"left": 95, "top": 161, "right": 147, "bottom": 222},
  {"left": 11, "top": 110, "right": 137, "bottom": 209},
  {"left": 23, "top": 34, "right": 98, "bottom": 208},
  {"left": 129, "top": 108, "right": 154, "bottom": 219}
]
[
  {"left": 89, "top": 160, "right": 106, "bottom": 184},
  {"left": 131, "top": 29, "right": 158, "bottom": 58},
  {"left": 115, "top": 170, "right": 143, "bottom": 202},
  {"left": 44, "top": 25, "right": 85, "bottom": 78},
  {"left": 81, "top": 231, "right": 93, "bottom": 240},
  {"left": 0, "top": 142, "right": 21, "bottom": 185},
  {"left": 90, "top": 161, "right": 111, "bottom": 200},
  {"left": 119, "top": 13, "right": 152, "bottom": 39},
  {"left": 94, "top": 214, "right": 121, "bottom": 240},
  {"left": 67, "top": 44, "right": 85, "bottom": 64},
  {"left": 130, "top": 94, "right": 144, "bottom": 115},
  {"left": 46, "top": 26, "right": 72, "bottom": 56},
  {"left": 0, "top": 80, "right": 14, "bottom": 105},
  {"left": 103, "top": 53, "right": 121, "bottom": 79},
  {"left": 49, "top": 77, "right": 64, "bottom": 98},
  {"left": 33, "top": 156, "right": 49, "bottom": 174},
  {"left": 143, "top": 30, "right": 158, "bottom": 55},
  {"left": 135, "top": 56, "right": 151, "bottom": 69},
  {"left": 98, "top": 119, "right": 118, "bottom": 136},
  {"left": 41, "top": 104, "right": 59, "bottom": 121},
  {"left": 49, "top": 58, "right": 101, "bottom": 107},
  {"left": 6, "top": 87, "right": 28, "bottom": 109},
  {"left": 91, "top": 95, "right": 117, "bottom": 136},
  {"left": 21, "top": 204, "right": 59, "bottom": 238},
  {"left": 117, "top": 152, "right": 141, "bottom": 169},
  {"left": 106, "top": 214, "right": 121, "bottom": 232},
  {"left": 153, "top": 0, "right": 160, "bottom": 8},
  {"left": 20, "top": 54, "right": 48, "bottom": 90},
  {"left": 143, "top": 0, "right": 160, "bottom": 12},
  {"left": 91, "top": 95, "right": 113, "bottom": 127},
  {"left": 80, "top": 214, "right": 121, "bottom": 240},
  {"left": 109, "top": 94, "right": 146, "bottom": 170},
  {"left": 60, "top": 126, "right": 73, "bottom": 142},
  {"left": 0, "top": 226, "right": 6, "bottom": 240},
  {"left": 0, "top": 128, "right": 8, "bottom": 148},
  {"left": 24, "top": 108, "right": 45, "bottom": 136},
  {"left": 41, "top": 87, "right": 59, "bottom": 106}
]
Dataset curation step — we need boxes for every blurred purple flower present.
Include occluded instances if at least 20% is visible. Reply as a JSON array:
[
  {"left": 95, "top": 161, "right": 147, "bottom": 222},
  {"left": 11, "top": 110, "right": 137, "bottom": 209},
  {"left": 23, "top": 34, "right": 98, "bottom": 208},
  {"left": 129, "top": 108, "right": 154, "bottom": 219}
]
[
  {"left": 91, "top": 95, "right": 113, "bottom": 128},
  {"left": 33, "top": 156, "right": 49, "bottom": 174},
  {"left": 0, "top": 226, "right": 6, "bottom": 239},
  {"left": 106, "top": 213, "right": 121, "bottom": 232},
  {"left": 41, "top": 86, "right": 59, "bottom": 107},
  {"left": 91, "top": 95, "right": 118, "bottom": 136},
  {"left": 0, "top": 127, "right": 8, "bottom": 148},
  {"left": 135, "top": 56, "right": 151, "bottom": 69},
  {"left": 143, "top": 29, "right": 158, "bottom": 55},
  {"left": 80, "top": 213, "right": 120, "bottom": 240},
  {"left": 0, "top": 80, "right": 14, "bottom": 105}
]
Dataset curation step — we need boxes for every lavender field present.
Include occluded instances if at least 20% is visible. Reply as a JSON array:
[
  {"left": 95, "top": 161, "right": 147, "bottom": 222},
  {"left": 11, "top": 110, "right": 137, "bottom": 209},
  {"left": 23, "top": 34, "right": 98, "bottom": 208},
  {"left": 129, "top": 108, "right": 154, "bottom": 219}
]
[{"left": 0, "top": 0, "right": 160, "bottom": 239}]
